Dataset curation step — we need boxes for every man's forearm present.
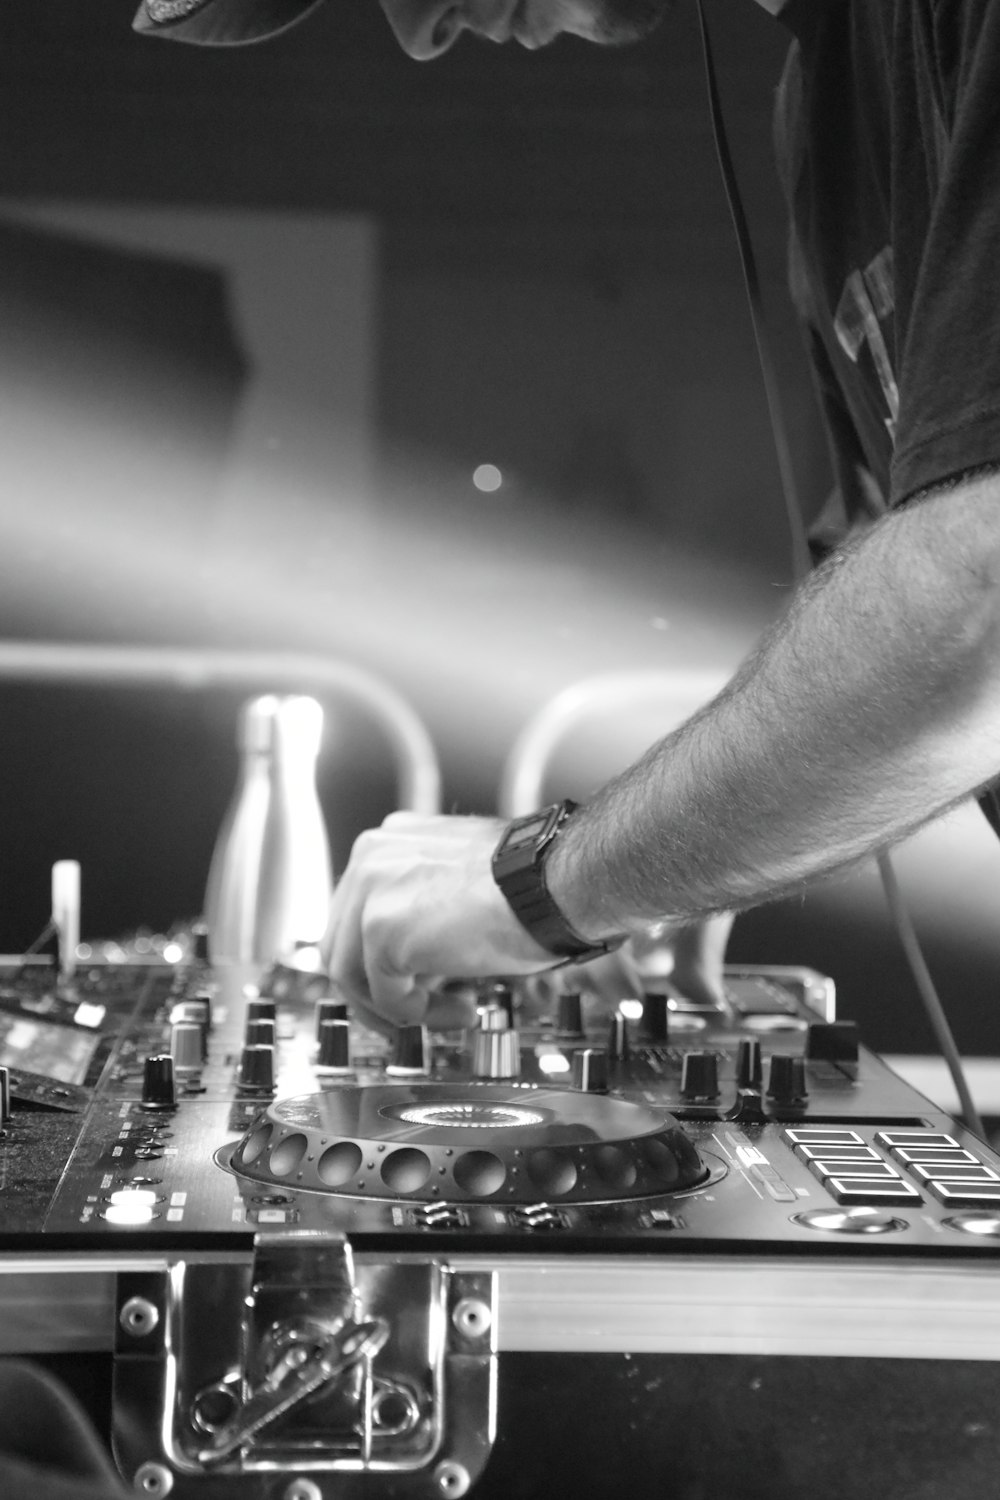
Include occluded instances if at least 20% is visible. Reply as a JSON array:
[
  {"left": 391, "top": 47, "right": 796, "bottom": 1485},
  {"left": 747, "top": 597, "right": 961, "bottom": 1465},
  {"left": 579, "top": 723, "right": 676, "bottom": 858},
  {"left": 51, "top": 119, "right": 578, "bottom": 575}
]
[{"left": 548, "top": 475, "right": 1000, "bottom": 937}]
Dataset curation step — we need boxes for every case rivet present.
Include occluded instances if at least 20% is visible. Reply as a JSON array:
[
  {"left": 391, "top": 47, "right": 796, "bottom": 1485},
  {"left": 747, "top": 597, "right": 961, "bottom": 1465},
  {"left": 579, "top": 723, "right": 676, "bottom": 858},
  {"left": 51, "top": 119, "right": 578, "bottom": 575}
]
[
  {"left": 452, "top": 1298, "right": 492, "bottom": 1340},
  {"left": 120, "top": 1297, "right": 159, "bottom": 1337},
  {"left": 284, "top": 1480, "right": 323, "bottom": 1500},
  {"left": 434, "top": 1461, "right": 471, "bottom": 1497},
  {"left": 133, "top": 1462, "right": 173, "bottom": 1496}
]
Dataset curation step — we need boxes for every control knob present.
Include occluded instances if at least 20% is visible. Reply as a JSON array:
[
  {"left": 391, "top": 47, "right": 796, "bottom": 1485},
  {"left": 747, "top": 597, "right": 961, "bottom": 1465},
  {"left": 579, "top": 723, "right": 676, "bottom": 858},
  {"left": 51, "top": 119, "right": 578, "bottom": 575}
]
[
  {"left": 607, "top": 1011, "right": 630, "bottom": 1062},
  {"left": 472, "top": 1004, "right": 520, "bottom": 1079},
  {"left": 571, "top": 1048, "right": 609, "bottom": 1093},
  {"left": 767, "top": 1053, "right": 808, "bottom": 1105},
  {"left": 237, "top": 1043, "right": 276, "bottom": 1094},
  {"left": 680, "top": 1050, "right": 720, "bottom": 1102},
  {"left": 641, "top": 992, "right": 670, "bottom": 1043},
  {"left": 315, "top": 998, "right": 349, "bottom": 1040},
  {"left": 555, "top": 992, "right": 584, "bottom": 1039},
  {"left": 736, "top": 1038, "right": 763, "bottom": 1091},
  {"left": 316, "top": 1019, "right": 352, "bottom": 1073},
  {"left": 387, "top": 1024, "right": 430, "bottom": 1076},
  {"left": 139, "top": 1054, "right": 176, "bottom": 1112}
]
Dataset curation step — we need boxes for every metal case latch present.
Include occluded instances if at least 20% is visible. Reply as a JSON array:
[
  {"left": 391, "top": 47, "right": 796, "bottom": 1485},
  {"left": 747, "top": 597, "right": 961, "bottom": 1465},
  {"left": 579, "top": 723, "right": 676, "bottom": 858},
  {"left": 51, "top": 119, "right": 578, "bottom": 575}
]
[{"left": 113, "top": 1230, "right": 495, "bottom": 1497}]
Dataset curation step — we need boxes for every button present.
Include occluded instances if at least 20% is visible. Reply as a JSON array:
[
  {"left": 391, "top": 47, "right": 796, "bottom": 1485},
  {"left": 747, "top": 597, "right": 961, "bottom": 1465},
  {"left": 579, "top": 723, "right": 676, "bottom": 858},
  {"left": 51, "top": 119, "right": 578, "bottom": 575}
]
[
  {"left": 825, "top": 1176, "right": 922, "bottom": 1205},
  {"left": 927, "top": 1181, "right": 1000, "bottom": 1206},
  {"left": 890, "top": 1147, "right": 979, "bottom": 1167},
  {"left": 875, "top": 1130, "right": 958, "bottom": 1149},
  {"left": 785, "top": 1129, "right": 864, "bottom": 1146},
  {"left": 907, "top": 1164, "right": 999, "bottom": 1184},
  {"left": 794, "top": 1206, "right": 907, "bottom": 1235},
  {"left": 944, "top": 1213, "right": 1000, "bottom": 1238},
  {"left": 794, "top": 1145, "right": 881, "bottom": 1164},
  {"left": 809, "top": 1159, "right": 899, "bottom": 1182}
]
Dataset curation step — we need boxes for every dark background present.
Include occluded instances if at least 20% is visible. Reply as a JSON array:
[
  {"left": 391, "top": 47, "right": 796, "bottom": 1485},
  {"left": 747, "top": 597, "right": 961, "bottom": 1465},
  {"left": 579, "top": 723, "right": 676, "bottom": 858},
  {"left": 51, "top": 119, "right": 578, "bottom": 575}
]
[{"left": 0, "top": 0, "right": 997, "bottom": 1062}]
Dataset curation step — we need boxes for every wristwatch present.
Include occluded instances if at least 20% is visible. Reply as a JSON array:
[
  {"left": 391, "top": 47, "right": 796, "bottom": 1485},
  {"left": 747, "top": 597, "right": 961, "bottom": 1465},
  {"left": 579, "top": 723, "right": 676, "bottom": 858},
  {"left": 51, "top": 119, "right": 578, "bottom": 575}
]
[{"left": 491, "top": 799, "right": 624, "bottom": 964}]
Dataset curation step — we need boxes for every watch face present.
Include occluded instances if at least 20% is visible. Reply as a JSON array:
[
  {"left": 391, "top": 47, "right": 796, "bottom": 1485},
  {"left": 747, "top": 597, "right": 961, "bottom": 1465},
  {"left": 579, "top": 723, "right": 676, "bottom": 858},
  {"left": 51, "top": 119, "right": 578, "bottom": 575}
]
[{"left": 505, "top": 812, "right": 551, "bottom": 851}]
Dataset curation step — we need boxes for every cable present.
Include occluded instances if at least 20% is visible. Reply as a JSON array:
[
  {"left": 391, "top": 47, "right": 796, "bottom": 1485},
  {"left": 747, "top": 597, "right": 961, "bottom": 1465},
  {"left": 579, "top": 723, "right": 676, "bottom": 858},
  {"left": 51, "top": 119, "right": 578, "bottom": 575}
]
[
  {"left": 877, "top": 851, "right": 985, "bottom": 1136},
  {"left": 696, "top": 0, "right": 985, "bottom": 1135},
  {"left": 695, "top": 0, "right": 811, "bottom": 583}
]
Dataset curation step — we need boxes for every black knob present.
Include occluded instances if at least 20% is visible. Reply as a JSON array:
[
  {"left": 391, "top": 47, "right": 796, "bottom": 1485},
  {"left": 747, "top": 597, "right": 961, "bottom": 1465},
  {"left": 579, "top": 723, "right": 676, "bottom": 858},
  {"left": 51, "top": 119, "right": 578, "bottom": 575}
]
[
  {"left": 767, "top": 1054, "right": 808, "bottom": 1104},
  {"left": 245, "top": 1019, "right": 276, "bottom": 1049},
  {"left": 316, "top": 1019, "right": 352, "bottom": 1072},
  {"left": 140, "top": 1054, "right": 176, "bottom": 1111},
  {"left": 387, "top": 1024, "right": 429, "bottom": 1076},
  {"left": 607, "top": 1011, "right": 630, "bottom": 1062},
  {"left": 736, "top": 1038, "right": 763, "bottom": 1091},
  {"left": 571, "top": 1048, "right": 609, "bottom": 1093},
  {"left": 246, "top": 999, "right": 277, "bottom": 1026},
  {"left": 556, "top": 993, "right": 584, "bottom": 1038},
  {"left": 237, "top": 1044, "right": 275, "bottom": 1093},
  {"left": 641, "top": 992, "right": 670, "bottom": 1043},
  {"left": 315, "top": 998, "right": 348, "bottom": 1040},
  {"left": 680, "top": 1050, "right": 720, "bottom": 1102}
]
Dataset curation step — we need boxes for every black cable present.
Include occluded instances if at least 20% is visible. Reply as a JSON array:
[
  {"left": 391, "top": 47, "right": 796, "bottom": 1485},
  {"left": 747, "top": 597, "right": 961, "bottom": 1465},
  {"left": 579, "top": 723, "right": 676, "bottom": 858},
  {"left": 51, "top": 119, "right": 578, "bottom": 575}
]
[
  {"left": 695, "top": 0, "right": 812, "bottom": 583},
  {"left": 696, "top": 0, "right": 985, "bottom": 1135}
]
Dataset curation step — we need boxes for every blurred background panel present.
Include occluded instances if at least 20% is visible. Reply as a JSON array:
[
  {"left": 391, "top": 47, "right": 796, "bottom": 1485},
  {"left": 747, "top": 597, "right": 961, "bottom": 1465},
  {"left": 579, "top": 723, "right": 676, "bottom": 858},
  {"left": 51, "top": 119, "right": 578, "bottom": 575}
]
[{"left": 0, "top": 0, "right": 995, "bottom": 1057}]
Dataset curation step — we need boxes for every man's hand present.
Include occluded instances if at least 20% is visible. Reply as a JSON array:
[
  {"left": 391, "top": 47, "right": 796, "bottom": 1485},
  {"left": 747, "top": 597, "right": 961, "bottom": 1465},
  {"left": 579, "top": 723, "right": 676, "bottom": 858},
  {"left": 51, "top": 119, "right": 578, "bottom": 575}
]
[{"left": 320, "top": 811, "right": 562, "bottom": 1029}]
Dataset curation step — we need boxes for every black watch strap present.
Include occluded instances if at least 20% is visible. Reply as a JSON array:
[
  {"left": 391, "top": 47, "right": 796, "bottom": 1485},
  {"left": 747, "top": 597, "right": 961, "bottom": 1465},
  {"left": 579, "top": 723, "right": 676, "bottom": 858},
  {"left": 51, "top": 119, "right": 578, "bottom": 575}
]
[{"left": 491, "top": 799, "right": 624, "bottom": 964}]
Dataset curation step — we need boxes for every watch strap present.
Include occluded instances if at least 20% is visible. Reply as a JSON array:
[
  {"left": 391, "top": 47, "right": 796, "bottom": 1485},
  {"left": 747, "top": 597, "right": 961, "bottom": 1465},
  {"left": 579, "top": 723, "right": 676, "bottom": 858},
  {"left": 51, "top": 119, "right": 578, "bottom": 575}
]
[{"left": 492, "top": 800, "right": 624, "bottom": 964}]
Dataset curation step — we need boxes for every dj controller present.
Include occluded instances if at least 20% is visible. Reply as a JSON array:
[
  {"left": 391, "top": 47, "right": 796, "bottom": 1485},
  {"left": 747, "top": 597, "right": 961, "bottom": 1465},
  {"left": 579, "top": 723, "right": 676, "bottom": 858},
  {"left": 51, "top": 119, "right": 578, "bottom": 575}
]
[{"left": 4, "top": 947, "right": 1000, "bottom": 1498}]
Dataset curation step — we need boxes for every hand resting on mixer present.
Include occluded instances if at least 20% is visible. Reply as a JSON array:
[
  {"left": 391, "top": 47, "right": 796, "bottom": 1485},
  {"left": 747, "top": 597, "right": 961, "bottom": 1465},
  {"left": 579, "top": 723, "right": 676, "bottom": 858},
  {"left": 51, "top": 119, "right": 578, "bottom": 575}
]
[{"left": 320, "top": 810, "right": 734, "bottom": 1030}]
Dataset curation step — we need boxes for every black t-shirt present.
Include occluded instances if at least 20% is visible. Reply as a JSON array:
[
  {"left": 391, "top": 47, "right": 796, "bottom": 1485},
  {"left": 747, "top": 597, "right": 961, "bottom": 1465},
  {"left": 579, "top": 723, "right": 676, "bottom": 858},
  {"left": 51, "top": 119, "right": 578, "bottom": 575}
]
[{"left": 775, "top": 0, "right": 1000, "bottom": 556}]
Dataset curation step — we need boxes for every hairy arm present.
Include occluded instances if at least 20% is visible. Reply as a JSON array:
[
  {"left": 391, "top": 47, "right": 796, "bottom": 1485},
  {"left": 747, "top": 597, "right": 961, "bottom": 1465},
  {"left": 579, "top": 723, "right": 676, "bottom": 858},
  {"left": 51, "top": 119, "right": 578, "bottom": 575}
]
[
  {"left": 325, "top": 473, "right": 1000, "bottom": 1023},
  {"left": 547, "top": 473, "right": 1000, "bottom": 939}
]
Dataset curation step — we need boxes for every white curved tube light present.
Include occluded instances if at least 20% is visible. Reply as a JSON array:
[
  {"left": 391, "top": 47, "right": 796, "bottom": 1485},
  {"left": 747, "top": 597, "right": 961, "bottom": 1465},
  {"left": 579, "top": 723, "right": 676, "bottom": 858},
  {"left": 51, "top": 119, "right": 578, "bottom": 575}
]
[
  {"left": 498, "top": 667, "right": 729, "bottom": 816},
  {"left": 0, "top": 641, "right": 442, "bottom": 814}
]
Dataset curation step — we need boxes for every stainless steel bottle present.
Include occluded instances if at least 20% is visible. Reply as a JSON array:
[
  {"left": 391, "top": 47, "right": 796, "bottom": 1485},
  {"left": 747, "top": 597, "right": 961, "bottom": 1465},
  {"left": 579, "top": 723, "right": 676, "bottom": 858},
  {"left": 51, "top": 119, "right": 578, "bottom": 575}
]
[{"left": 204, "top": 694, "right": 333, "bottom": 966}]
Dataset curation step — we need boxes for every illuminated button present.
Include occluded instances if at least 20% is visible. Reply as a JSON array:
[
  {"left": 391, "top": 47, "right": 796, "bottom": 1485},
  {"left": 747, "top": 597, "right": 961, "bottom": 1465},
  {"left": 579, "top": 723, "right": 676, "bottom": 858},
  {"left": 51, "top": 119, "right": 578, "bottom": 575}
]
[
  {"left": 794, "top": 1145, "right": 881, "bottom": 1164},
  {"left": 926, "top": 1181, "right": 1000, "bottom": 1206},
  {"left": 809, "top": 1159, "right": 899, "bottom": 1182},
  {"left": 101, "top": 1201, "right": 159, "bottom": 1225},
  {"left": 890, "top": 1147, "right": 979, "bottom": 1167},
  {"left": 784, "top": 1129, "right": 864, "bottom": 1146},
  {"left": 875, "top": 1131, "right": 958, "bottom": 1149},
  {"left": 907, "top": 1163, "right": 999, "bottom": 1184},
  {"left": 107, "top": 1189, "right": 161, "bottom": 1207},
  {"left": 825, "top": 1176, "right": 922, "bottom": 1205}
]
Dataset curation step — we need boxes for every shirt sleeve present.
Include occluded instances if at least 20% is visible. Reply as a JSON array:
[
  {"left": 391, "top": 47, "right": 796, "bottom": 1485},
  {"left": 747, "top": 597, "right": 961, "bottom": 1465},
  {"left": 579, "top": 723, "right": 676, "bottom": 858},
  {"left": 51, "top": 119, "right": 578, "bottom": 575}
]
[{"left": 890, "top": 2, "right": 1000, "bottom": 501}]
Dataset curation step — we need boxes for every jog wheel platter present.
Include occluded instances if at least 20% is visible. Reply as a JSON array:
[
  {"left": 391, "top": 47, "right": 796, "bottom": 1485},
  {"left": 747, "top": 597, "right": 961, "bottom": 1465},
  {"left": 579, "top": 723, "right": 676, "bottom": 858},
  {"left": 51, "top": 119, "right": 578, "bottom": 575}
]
[{"left": 218, "top": 1083, "right": 709, "bottom": 1204}]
